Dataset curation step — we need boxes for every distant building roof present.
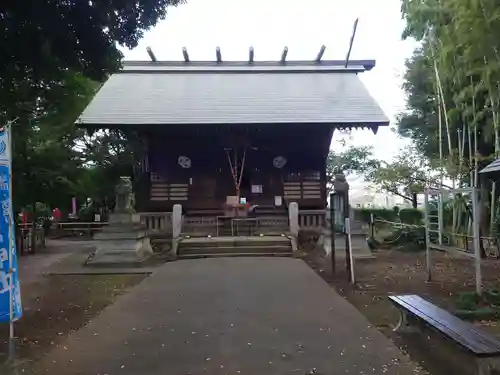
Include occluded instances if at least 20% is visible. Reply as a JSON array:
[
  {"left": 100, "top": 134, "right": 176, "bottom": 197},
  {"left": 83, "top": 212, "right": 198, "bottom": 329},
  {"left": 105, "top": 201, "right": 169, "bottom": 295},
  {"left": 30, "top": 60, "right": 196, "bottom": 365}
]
[
  {"left": 76, "top": 60, "right": 389, "bottom": 128},
  {"left": 480, "top": 159, "right": 500, "bottom": 175}
]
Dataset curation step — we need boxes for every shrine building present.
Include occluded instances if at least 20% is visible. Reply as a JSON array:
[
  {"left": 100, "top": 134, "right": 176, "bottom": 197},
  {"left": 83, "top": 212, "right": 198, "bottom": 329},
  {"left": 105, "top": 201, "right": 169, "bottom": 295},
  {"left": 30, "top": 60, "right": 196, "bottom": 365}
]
[{"left": 76, "top": 47, "right": 388, "bottom": 222}]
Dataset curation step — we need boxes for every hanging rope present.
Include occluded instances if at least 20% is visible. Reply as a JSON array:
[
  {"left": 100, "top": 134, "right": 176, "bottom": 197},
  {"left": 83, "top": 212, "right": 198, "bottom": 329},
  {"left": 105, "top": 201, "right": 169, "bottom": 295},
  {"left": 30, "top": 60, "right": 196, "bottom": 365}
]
[
  {"left": 225, "top": 146, "right": 248, "bottom": 196},
  {"left": 237, "top": 147, "right": 247, "bottom": 191}
]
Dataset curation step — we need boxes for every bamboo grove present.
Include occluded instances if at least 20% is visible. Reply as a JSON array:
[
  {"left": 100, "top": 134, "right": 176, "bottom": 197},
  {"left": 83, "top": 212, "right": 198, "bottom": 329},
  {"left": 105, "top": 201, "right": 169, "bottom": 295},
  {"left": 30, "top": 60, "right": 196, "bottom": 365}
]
[{"left": 398, "top": 0, "right": 500, "bottom": 240}]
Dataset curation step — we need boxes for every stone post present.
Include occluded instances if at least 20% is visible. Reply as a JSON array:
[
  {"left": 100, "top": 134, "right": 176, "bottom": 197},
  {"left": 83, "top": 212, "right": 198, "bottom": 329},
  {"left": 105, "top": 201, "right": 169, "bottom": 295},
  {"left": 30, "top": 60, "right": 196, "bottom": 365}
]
[
  {"left": 172, "top": 204, "right": 182, "bottom": 239},
  {"left": 171, "top": 204, "right": 183, "bottom": 254},
  {"left": 333, "top": 173, "right": 351, "bottom": 281},
  {"left": 289, "top": 202, "right": 299, "bottom": 237}
]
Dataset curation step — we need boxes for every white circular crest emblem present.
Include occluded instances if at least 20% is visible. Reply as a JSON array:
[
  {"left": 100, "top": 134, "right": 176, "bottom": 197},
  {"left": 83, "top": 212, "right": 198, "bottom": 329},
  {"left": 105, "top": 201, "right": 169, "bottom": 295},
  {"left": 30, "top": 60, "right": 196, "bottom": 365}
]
[
  {"left": 273, "top": 156, "right": 287, "bottom": 169},
  {"left": 178, "top": 156, "right": 192, "bottom": 169}
]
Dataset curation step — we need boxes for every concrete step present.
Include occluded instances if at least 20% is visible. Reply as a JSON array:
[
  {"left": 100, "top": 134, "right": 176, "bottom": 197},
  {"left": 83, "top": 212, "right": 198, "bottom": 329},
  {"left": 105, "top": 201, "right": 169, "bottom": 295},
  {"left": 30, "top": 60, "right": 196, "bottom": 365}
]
[
  {"left": 180, "top": 236, "right": 291, "bottom": 248},
  {"left": 179, "top": 245, "right": 292, "bottom": 255},
  {"left": 178, "top": 252, "right": 292, "bottom": 259}
]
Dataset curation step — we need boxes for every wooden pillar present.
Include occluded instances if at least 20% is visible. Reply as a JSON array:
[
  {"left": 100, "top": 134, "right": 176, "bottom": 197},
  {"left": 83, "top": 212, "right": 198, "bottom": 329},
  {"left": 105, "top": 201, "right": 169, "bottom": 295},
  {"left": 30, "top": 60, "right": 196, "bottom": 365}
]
[{"left": 134, "top": 172, "right": 151, "bottom": 212}]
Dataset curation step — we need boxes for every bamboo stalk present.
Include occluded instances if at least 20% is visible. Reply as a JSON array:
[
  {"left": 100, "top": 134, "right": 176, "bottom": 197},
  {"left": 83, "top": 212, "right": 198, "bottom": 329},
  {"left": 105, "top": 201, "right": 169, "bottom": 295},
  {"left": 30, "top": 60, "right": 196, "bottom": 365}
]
[
  {"left": 437, "top": 81, "right": 444, "bottom": 187},
  {"left": 434, "top": 59, "right": 453, "bottom": 156}
]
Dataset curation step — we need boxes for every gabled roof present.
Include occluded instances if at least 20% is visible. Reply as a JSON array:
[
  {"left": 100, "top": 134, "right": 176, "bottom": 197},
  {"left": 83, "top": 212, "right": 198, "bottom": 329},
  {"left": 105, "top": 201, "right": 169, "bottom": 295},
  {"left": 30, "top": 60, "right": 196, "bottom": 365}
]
[
  {"left": 76, "top": 60, "right": 389, "bottom": 128},
  {"left": 480, "top": 159, "right": 500, "bottom": 175}
]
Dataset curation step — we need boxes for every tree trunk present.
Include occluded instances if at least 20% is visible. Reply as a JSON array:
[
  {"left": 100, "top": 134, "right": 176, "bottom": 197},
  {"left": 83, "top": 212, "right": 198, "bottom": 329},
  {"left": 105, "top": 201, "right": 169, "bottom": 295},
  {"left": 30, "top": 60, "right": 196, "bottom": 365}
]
[
  {"left": 412, "top": 193, "right": 418, "bottom": 208},
  {"left": 31, "top": 202, "right": 36, "bottom": 254},
  {"left": 480, "top": 178, "right": 489, "bottom": 258}
]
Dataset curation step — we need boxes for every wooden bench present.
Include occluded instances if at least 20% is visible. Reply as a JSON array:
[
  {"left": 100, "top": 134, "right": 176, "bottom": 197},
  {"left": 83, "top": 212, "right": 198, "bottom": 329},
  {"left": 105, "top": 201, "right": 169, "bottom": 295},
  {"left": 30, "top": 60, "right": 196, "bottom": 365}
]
[{"left": 389, "top": 294, "right": 500, "bottom": 374}]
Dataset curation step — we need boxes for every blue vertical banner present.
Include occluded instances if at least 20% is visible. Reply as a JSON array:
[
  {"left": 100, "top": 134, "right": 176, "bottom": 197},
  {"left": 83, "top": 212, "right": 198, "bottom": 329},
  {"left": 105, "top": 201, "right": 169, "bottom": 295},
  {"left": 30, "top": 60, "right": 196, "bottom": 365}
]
[{"left": 0, "top": 123, "right": 22, "bottom": 323}]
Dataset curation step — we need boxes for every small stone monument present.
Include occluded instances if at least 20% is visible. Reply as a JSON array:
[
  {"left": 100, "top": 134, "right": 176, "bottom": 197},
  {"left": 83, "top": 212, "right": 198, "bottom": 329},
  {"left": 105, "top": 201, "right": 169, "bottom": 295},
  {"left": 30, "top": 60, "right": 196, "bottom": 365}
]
[{"left": 86, "top": 177, "right": 153, "bottom": 267}]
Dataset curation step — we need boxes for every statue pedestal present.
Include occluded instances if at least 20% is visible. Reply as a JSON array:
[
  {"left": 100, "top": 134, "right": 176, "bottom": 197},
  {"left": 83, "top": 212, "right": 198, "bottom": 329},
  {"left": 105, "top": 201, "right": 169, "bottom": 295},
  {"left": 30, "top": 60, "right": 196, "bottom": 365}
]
[{"left": 86, "top": 213, "right": 154, "bottom": 267}]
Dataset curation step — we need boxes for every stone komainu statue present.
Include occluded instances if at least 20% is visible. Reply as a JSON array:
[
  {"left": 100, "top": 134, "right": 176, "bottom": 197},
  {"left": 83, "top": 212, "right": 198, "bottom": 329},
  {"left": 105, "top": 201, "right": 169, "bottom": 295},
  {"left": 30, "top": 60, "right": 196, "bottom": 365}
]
[
  {"left": 115, "top": 176, "right": 135, "bottom": 213},
  {"left": 333, "top": 173, "right": 349, "bottom": 193}
]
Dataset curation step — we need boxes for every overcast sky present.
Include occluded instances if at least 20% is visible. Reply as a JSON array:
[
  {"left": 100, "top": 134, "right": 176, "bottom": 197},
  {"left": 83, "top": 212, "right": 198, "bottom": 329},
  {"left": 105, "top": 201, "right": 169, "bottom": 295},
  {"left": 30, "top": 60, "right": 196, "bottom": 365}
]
[{"left": 122, "top": 0, "right": 418, "bottom": 164}]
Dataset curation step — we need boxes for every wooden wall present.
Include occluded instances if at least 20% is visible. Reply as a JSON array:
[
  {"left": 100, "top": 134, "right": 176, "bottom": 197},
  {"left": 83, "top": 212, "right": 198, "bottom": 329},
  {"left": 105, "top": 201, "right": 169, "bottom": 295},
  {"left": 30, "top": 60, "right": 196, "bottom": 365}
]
[{"left": 136, "top": 126, "right": 330, "bottom": 212}]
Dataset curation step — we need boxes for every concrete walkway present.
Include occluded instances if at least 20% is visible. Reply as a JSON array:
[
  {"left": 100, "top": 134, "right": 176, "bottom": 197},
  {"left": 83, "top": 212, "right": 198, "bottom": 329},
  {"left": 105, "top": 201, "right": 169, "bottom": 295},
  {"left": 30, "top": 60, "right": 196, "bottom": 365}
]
[{"left": 28, "top": 257, "right": 420, "bottom": 375}]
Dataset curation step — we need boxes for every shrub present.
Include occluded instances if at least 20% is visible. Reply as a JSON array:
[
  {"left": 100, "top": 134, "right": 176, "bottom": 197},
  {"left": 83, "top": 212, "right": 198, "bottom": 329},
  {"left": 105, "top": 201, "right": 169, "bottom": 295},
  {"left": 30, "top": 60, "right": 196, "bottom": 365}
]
[
  {"left": 456, "top": 291, "right": 481, "bottom": 311},
  {"left": 399, "top": 208, "right": 423, "bottom": 224},
  {"left": 352, "top": 207, "right": 423, "bottom": 225},
  {"left": 381, "top": 226, "right": 426, "bottom": 252},
  {"left": 353, "top": 208, "right": 398, "bottom": 223},
  {"left": 484, "top": 289, "right": 500, "bottom": 306}
]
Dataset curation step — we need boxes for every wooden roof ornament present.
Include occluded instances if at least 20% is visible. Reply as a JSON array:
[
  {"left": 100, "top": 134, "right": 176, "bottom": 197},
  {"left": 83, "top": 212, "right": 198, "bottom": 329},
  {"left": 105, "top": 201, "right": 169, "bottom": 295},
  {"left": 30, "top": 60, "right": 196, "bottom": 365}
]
[
  {"left": 281, "top": 46, "right": 288, "bottom": 63},
  {"left": 345, "top": 18, "right": 359, "bottom": 68},
  {"left": 249, "top": 47, "right": 255, "bottom": 63},
  {"left": 146, "top": 46, "right": 157, "bottom": 62},
  {"left": 182, "top": 47, "right": 190, "bottom": 62},
  {"left": 316, "top": 45, "right": 326, "bottom": 62},
  {"left": 216, "top": 46, "right": 222, "bottom": 63}
]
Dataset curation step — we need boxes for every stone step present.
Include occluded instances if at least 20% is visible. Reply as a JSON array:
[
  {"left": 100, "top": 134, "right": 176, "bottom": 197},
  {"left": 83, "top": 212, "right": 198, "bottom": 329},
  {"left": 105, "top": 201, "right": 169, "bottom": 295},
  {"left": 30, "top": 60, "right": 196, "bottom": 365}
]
[
  {"left": 216, "top": 227, "right": 290, "bottom": 235},
  {"left": 178, "top": 252, "right": 292, "bottom": 259},
  {"left": 180, "top": 236, "right": 291, "bottom": 248},
  {"left": 179, "top": 244, "right": 292, "bottom": 255},
  {"left": 181, "top": 241, "right": 292, "bottom": 249}
]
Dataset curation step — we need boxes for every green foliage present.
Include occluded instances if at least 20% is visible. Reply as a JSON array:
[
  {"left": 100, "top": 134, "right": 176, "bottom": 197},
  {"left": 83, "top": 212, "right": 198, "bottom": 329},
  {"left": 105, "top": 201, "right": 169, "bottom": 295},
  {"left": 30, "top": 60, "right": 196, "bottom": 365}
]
[
  {"left": 354, "top": 206, "right": 425, "bottom": 251},
  {"left": 485, "top": 289, "right": 500, "bottom": 306},
  {"left": 381, "top": 226, "right": 426, "bottom": 252},
  {"left": 78, "top": 204, "right": 100, "bottom": 223},
  {"left": 326, "top": 144, "right": 379, "bottom": 185},
  {"left": 353, "top": 207, "right": 423, "bottom": 224},
  {"left": 456, "top": 291, "right": 482, "bottom": 311},
  {"left": 399, "top": 0, "right": 500, "bottom": 177},
  {"left": 326, "top": 143, "right": 442, "bottom": 208},
  {"left": 11, "top": 72, "right": 98, "bottom": 213},
  {"left": 0, "top": 1, "right": 171, "bottom": 217},
  {"left": 0, "top": 0, "right": 183, "bottom": 86},
  {"left": 354, "top": 208, "right": 398, "bottom": 223},
  {"left": 399, "top": 208, "right": 423, "bottom": 224},
  {"left": 367, "top": 237, "right": 380, "bottom": 250},
  {"left": 455, "top": 307, "right": 500, "bottom": 321},
  {"left": 454, "top": 289, "right": 500, "bottom": 321},
  {"left": 366, "top": 145, "right": 445, "bottom": 207}
]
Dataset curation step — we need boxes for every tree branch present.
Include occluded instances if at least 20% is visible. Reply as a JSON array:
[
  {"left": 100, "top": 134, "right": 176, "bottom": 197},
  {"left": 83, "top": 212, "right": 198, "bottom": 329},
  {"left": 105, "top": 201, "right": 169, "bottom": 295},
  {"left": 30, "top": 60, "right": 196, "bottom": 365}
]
[
  {"left": 407, "top": 175, "right": 453, "bottom": 189},
  {"left": 383, "top": 187, "right": 414, "bottom": 202}
]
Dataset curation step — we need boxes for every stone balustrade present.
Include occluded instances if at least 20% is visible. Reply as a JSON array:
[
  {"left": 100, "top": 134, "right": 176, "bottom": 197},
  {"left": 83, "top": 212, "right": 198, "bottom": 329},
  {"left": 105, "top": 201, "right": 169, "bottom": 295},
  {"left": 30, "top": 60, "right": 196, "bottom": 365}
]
[
  {"left": 139, "top": 212, "right": 172, "bottom": 233},
  {"left": 298, "top": 209, "right": 326, "bottom": 230}
]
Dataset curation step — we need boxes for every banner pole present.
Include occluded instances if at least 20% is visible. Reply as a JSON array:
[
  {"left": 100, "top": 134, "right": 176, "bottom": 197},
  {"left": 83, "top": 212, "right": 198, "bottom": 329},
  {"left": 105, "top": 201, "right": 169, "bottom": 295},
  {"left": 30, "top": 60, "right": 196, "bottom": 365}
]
[
  {"left": 6, "top": 119, "right": 16, "bottom": 363},
  {"left": 8, "top": 205, "right": 14, "bottom": 362},
  {"left": 3, "top": 118, "right": 18, "bottom": 363}
]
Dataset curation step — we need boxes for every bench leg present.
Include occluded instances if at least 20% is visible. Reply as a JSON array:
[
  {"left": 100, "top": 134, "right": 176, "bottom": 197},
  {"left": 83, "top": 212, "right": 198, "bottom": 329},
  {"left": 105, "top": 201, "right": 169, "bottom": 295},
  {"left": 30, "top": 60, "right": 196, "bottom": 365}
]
[
  {"left": 393, "top": 309, "right": 419, "bottom": 333},
  {"left": 393, "top": 309, "right": 405, "bottom": 332},
  {"left": 477, "top": 357, "right": 500, "bottom": 375}
]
